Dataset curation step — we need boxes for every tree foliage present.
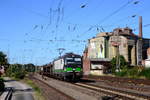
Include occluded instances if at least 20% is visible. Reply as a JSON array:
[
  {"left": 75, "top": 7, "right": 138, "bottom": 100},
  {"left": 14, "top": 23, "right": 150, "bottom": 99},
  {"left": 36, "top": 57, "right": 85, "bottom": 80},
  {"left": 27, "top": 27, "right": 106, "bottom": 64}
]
[
  {"left": 115, "top": 67, "right": 150, "bottom": 79},
  {"left": 110, "top": 55, "right": 127, "bottom": 73},
  {"left": 6, "top": 64, "right": 26, "bottom": 79},
  {"left": 24, "top": 63, "right": 35, "bottom": 72},
  {"left": 0, "top": 77, "right": 5, "bottom": 91},
  {"left": 0, "top": 51, "right": 8, "bottom": 66},
  {"left": 139, "top": 68, "right": 150, "bottom": 79}
]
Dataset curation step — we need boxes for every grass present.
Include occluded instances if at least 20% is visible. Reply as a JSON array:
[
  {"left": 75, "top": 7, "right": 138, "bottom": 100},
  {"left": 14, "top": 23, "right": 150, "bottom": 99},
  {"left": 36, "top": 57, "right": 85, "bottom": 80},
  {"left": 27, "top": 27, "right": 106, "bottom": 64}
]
[{"left": 22, "top": 78, "right": 45, "bottom": 100}]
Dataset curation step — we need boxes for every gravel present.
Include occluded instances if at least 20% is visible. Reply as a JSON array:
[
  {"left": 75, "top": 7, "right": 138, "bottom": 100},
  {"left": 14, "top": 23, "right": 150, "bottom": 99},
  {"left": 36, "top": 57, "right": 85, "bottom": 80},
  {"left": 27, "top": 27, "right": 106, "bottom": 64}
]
[
  {"left": 83, "top": 76, "right": 150, "bottom": 93},
  {"left": 31, "top": 77, "right": 74, "bottom": 100},
  {"left": 34, "top": 74, "right": 107, "bottom": 100}
]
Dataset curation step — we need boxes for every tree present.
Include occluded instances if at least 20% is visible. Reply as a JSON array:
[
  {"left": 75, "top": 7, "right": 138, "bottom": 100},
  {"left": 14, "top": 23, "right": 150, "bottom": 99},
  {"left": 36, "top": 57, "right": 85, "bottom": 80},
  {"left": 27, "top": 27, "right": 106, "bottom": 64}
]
[
  {"left": 6, "top": 64, "right": 26, "bottom": 79},
  {"left": 0, "top": 77, "right": 5, "bottom": 91},
  {"left": 110, "top": 55, "right": 127, "bottom": 73},
  {"left": 0, "top": 51, "right": 8, "bottom": 66},
  {"left": 24, "top": 63, "right": 35, "bottom": 72},
  {"left": 0, "top": 51, "right": 8, "bottom": 76}
]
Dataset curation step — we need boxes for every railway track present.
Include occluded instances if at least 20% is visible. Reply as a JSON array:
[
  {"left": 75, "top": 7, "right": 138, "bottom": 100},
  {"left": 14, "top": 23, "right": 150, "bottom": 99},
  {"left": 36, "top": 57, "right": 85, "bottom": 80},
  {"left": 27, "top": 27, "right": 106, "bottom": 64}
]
[
  {"left": 47, "top": 78, "right": 150, "bottom": 100},
  {"left": 74, "top": 82, "right": 150, "bottom": 100},
  {"left": 28, "top": 75, "right": 75, "bottom": 100},
  {"left": 32, "top": 74, "right": 150, "bottom": 100},
  {"left": 83, "top": 76, "right": 150, "bottom": 85}
]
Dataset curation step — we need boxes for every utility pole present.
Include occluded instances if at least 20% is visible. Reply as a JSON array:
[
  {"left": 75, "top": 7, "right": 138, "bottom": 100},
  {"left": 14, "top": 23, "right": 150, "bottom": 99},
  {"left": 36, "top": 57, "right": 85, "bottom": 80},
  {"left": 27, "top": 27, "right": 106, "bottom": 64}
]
[
  {"left": 116, "top": 32, "right": 120, "bottom": 72},
  {"left": 111, "top": 31, "right": 120, "bottom": 72},
  {"left": 137, "top": 16, "right": 143, "bottom": 65},
  {"left": 57, "top": 48, "right": 65, "bottom": 57},
  {"left": 7, "top": 44, "right": 10, "bottom": 63}
]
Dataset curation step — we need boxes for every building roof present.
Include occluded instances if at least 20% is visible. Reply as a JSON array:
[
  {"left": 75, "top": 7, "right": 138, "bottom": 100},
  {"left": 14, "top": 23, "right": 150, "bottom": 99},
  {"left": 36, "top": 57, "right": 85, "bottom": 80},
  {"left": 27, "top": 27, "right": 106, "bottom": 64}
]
[
  {"left": 95, "top": 27, "right": 139, "bottom": 38},
  {"left": 113, "top": 27, "right": 138, "bottom": 37},
  {"left": 96, "top": 32, "right": 111, "bottom": 37}
]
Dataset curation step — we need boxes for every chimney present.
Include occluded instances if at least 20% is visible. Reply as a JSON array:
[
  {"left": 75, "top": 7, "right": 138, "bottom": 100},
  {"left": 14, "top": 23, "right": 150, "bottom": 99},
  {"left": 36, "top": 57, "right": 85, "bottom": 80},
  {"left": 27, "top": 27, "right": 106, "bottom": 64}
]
[{"left": 139, "top": 16, "right": 143, "bottom": 38}]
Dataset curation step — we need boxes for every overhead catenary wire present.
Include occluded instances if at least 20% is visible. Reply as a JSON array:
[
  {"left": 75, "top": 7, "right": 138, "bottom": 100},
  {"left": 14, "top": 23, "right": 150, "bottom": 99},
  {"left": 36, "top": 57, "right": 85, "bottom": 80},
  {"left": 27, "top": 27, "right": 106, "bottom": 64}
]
[
  {"left": 6, "top": 0, "right": 147, "bottom": 65},
  {"left": 133, "top": 23, "right": 150, "bottom": 31},
  {"left": 63, "top": 0, "right": 93, "bottom": 20},
  {"left": 9, "top": 0, "right": 141, "bottom": 35},
  {"left": 75, "top": 0, "right": 141, "bottom": 39},
  {"left": 10, "top": 0, "right": 131, "bottom": 37},
  {"left": 97, "top": 0, "right": 135, "bottom": 25},
  {"left": 77, "top": 0, "right": 140, "bottom": 39}
]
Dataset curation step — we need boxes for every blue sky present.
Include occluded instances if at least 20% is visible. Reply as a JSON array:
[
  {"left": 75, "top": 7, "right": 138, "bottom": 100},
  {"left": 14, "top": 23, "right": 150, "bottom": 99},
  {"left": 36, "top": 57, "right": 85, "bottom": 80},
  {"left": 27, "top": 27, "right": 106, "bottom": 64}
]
[{"left": 0, "top": 0, "right": 150, "bottom": 65}]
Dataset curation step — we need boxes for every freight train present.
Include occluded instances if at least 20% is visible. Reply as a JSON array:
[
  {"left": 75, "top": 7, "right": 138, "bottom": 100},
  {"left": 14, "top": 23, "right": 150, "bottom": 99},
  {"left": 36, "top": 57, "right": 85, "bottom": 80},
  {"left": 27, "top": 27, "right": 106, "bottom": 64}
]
[{"left": 40, "top": 53, "right": 83, "bottom": 81}]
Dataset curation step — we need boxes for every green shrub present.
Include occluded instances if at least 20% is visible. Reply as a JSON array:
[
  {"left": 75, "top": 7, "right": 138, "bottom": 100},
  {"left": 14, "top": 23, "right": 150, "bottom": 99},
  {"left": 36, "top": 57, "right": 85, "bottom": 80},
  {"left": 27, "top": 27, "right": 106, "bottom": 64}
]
[
  {"left": 14, "top": 71, "right": 26, "bottom": 79},
  {"left": 127, "top": 67, "right": 139, "bottom": 78},
  {"left": 0, "top": 77, "right": 5, "bottom": 91},
  {"left": 115, "top": 67, "right": 128, "bottom": 77},
  {"left": 115, "top": 67, "right": 140, "bottom": 78},
  {"left": 115, "top": 72, "right": 123, "bottom": 77},
  {"left": 110, "top": 55, "right": 127, "bottom": 73},
  {"left": 6, "top": 64, "right": 27, "bottom": 79},
  {"left": 139, "top": 68, "right": 150, "bottom": 79},
  {"left": 115, "top": 70, "right": 127, "bottom": 77},
  {"left": 114, "top": 66, "right": 150, "bottom": 79}
]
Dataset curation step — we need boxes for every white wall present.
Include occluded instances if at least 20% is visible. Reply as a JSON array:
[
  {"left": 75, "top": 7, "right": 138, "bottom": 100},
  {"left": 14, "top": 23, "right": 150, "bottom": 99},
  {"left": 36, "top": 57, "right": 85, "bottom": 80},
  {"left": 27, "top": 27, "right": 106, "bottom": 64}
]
[
  {"left": 145, "top": 59, "right": 150, "bottom": 68},
  {"left": 53, "top": 59, "right": 64, "bottom": 69}
]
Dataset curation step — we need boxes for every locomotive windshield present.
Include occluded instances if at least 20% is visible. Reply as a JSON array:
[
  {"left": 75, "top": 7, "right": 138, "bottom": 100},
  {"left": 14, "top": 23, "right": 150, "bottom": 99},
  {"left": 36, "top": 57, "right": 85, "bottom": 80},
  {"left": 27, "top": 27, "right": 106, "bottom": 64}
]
[{"left": 65, "top": 57, "right": 82, "bottom": 65}]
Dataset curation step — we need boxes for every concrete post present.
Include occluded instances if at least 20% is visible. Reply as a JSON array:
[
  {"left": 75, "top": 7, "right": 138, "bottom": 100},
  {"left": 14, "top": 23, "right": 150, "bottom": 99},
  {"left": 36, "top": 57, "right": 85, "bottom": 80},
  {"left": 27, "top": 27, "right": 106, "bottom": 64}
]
[{"left": 131, "top": 45, "right": 136, "bottom": 65}]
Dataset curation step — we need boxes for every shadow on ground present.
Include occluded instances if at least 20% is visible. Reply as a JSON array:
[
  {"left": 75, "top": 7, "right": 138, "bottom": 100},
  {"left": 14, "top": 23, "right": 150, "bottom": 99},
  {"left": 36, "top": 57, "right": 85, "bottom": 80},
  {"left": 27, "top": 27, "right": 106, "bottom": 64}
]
[
  {"left": 4, "top": 79, "right": 16, "bottom": 82},
  {"left": 14, "top": 88, "right": 33, "bottom": 92},
  {"left": 79, "top": 79, "right": 96, "bottom": 83},
  {"left": 5, "top": 87, "right": 33, "bottom": 93}
]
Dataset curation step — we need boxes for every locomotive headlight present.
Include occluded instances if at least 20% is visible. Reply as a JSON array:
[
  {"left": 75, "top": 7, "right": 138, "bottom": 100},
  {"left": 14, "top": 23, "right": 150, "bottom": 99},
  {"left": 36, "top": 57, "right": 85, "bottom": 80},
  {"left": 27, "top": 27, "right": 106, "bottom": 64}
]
[
  {"left": 64, "top": 68, "right": 67, "bottom": 71},
  {"left": 76, "top": 67, "right": 81, "bottom": 71},
  {"left": 65, "top": 67, "right": 73, "bottom": 71}
]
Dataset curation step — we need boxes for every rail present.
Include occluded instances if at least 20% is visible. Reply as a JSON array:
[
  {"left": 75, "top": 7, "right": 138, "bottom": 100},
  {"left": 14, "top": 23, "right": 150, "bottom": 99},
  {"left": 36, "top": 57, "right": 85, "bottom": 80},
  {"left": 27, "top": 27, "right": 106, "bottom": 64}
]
[
  {"left": 34, "top": 73, "right": 150, "bottom": 100},
  {"left": 75, "top": 83, "right": 149, "bottom": 100},
  {"left": 4, "top": 87, "right": 13, "bottom": 100},
  {"left": 29, "top": 76, "right": 75, "bottom": 100}
]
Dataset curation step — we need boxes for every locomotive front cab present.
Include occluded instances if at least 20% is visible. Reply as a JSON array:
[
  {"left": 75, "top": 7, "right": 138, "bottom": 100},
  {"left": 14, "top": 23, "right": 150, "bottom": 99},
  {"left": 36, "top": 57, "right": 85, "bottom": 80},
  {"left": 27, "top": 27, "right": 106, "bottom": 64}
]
[{"left": 63, "top": 57, "right": 83, "bottom": 81}]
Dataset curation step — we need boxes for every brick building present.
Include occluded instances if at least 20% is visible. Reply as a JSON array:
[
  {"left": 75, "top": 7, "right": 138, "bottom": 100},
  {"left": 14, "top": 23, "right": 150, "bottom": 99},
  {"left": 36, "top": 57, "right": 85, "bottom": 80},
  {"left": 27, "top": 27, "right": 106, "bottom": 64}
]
[{"left": 83, "top": 17, "right": 150, "bottom": 75}]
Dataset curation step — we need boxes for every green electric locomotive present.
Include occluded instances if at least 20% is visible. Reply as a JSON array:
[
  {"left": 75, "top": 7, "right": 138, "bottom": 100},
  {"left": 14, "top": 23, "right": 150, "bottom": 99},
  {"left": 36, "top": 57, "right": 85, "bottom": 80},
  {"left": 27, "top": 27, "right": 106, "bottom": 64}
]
[{"left": 52, "top": 52, "right": 83, "bottom": 81}]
